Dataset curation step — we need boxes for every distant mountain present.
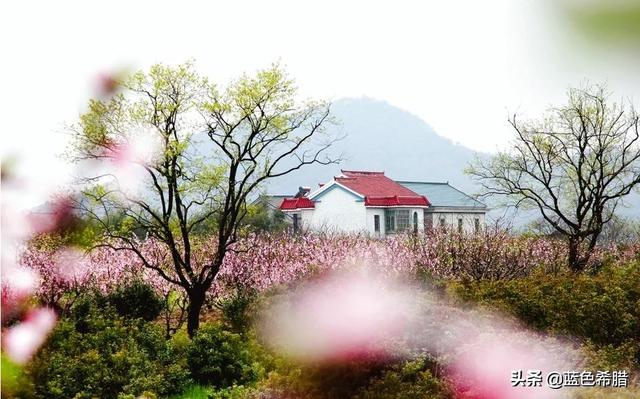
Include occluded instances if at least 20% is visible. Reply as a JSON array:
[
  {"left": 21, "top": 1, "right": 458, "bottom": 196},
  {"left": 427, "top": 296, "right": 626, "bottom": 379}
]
[
  {"left": 265, "top": 97, "right": 640, "bottom": 222},
  {"left": 266, "top": 97, "right": 484, "bottom": 196}
]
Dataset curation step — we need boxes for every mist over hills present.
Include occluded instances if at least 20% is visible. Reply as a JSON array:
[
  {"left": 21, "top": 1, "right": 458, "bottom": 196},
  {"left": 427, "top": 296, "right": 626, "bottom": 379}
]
[{"left": 266, "top": 97, "right": 484, "bottom": 196}]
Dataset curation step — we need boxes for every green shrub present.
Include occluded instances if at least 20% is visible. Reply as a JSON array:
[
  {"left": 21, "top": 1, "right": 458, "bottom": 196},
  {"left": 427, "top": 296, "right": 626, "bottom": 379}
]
[
  {"left": 25, "top": 300, "right": 191, "bottom": 399},
  {"left": 255, "top": 354, "right": 395, "bottom": 399},
  {"left": 107, "top": 280, "right": 164, "bottom": 322},
  {"left": 582, "top": 340, "right": 640, "bottom": 373},
  {"left": 118, "top": 392, "right": 156, "bottom": 399},
  {"left": 70, "top": 294, "right": 104, "bottom": 333},
  {"left": 354, "top": 358, "right": 453, "bottom": 399},
  {"left": 448, "top": 263, "right": 640, "bottom": 347},
  {"left": 187, "top": 323, "right": 260, "bottom": 388},
  {"left": 2, "top": 354, "right": 29, "bottom": 397},
  {"left": 207, "top": 385, "right": 256, "bottom": 399},
  {"left": 215, "top": 289, "right": 257, "bottom": 333}
]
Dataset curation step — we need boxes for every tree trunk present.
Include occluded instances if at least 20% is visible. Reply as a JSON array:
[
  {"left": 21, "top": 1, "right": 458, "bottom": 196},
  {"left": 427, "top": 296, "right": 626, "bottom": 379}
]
[
  {"left": 567, "top": 237, "right": 582, "bottom": 272},
  {"left": 568, "top": 236, "right": 594, "bottom": 272},
  {"left": 186, "top": 288, "right": 206, "bottom": 338},
  {"left": 568, "top": 233, "right": 600, "bottom": 272}
]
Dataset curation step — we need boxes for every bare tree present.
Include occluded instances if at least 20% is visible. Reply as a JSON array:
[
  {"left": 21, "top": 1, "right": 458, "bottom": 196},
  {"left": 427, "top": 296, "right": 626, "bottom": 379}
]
[
  {"left": 71, "top": 62, "right": 340, "bottom": 335},
  {"left": 468, "top": 84, "right": 640, "bottom": 271}
]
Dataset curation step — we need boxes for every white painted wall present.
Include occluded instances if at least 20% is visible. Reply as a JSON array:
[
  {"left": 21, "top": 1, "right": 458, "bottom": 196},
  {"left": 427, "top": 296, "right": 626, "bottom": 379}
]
[
  {"left": 308, "top": 186, "right": 367, "bottom": 233},
  {"left": 300, "top": 209, "right": 315, "bottom": 231},
  {"left": 286, "top": 195, "right": 429, "bottom": 236},
  {"left": 426, "top": 209, "right": 485, "bottom": 233},
  {"left": 365, "top": 208, "right": 386, "bottom": 236}
]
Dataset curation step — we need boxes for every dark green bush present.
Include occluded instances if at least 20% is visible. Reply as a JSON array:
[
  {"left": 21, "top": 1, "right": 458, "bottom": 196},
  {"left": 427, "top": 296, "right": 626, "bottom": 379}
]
[
  {"left": 582, "top": 340, "right": 640, "bottom": 373},
  {"left": 215, "top": 289, "right": 257, "bottom": 333},
  {"left": 24, "top": 300, "right": 190, "bottom": 399},
  {"left": 187, "top": 323, "right": 260, "bottom": 388},
  {"left": 254, "top": 354, "right": 396, "bottom": 399},
  {"left": 448, "top": 262, "right": 640, "bottom": 346},
  {"left": 354, "top": 358, "right": 453, "bottom": 399},
  {"left": 107, "top": 280, "right": 164, "bottom": 322}
]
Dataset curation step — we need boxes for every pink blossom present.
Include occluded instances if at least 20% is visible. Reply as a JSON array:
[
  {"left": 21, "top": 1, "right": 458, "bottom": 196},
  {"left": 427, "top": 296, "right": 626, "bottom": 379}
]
[
  {"left": 1, "top": 266, "right": 39, "bottom": 322},
  {"left": 3, "top": 308, "right": 57, "bottom": 365},
  {"left": 261, "top": 270, "right": 415, "bottom": 362},
  {"left": 449, "top": 332, "right": 577, "bottom": 399},
  {"left": 95, "top": 72, "right": 119, "bottom": 96}
]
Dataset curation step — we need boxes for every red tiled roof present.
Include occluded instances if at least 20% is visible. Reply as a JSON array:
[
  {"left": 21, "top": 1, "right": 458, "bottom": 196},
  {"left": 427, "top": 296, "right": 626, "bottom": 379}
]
[
  {"left": 364, "top": 196, "right": 430, "bottom": 207},
  {"left": 336, "top": 170, "right": 430, "bottom": 207},
  {"left": 280, "top": 197, "right": 315, "bottom": 210}
]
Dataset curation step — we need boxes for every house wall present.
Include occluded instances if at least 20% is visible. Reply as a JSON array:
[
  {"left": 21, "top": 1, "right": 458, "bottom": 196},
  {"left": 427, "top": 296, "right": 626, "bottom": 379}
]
[
  {"left": 365, "top": 208, "right": 386, "bottom": 236},
  {"left": 365, "top": 207, "right": 425, "bottom": 237},
  {"left": 284, "top": 184, "right": 431, "bottom": 236},
  {"left": 425, "top": 209, "right": 485, "bottom": 233},
  {"left": 308, "top": 186, "right": 367, "bottom": 233},
  {"left": 287, "top": 206, "right": 483, "bottom": 235},
  {"left": 414, "top": 208, "right": 426, "bottom": 234}
]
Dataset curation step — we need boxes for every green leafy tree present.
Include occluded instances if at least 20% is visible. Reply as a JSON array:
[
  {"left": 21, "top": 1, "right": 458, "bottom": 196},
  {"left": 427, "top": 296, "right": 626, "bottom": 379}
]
[
  {"left": 70, "top": 62, "right": 339, "bottom": 335},
  {"left": 468, "top": 84, "right": 640, "bottom": 271},
  {"left": 241, "top": 199, "right": 288, "bottom": 233}
]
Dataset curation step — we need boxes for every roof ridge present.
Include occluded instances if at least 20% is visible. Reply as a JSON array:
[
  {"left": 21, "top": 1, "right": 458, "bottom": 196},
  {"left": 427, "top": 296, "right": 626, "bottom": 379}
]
[
  {"left": 366, "top": 195, "right": 426, "bottom": 198},
  {"left": 395, "top": 180, "right": 448, "bottom": 185},
  {"left": 341, "top": 169, "right": 385, "bottom": 176}
]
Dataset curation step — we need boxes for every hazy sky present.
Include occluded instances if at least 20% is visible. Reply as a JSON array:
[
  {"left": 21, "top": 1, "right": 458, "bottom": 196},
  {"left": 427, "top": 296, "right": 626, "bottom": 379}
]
[{"left": 2, "top": 0, "right": 640, "bottom": 208}]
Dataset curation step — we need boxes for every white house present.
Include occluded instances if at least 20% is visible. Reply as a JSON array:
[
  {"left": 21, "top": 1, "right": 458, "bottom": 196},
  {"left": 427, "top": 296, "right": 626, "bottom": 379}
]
[
  {"left": 279, "top": 170, "right": 428, "bottom": 236},
  {"left": 276, "top": 170, "right": 487, "bottom": 236}
]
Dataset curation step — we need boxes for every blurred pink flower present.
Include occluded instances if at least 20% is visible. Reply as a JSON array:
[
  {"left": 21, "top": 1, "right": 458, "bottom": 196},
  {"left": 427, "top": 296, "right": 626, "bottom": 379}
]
[
  {"left": 1, "top": 266, "right": 39, "bottom": 313},
  {"left": 96, "top": 73, "right": 119, "bottom": 96},
  {"left": 93, "top": 69, "right": 130, "bottom": 98},
  {"left": 262, "top": 270, "right": 415, "bottom": 362},
  {"left": 450, "top": 333, "right": 575, "bottom": 399},
  {"left": 26, "top": 196, "right": 75, "bottom": 236},
  {"left": 3, "top": 308, "right": 57, "bottom": 364}
]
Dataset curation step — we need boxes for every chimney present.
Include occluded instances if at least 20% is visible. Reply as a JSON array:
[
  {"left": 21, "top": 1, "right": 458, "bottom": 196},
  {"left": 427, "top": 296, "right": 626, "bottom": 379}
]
[{"left": 295, "top": 186, "right": 311, "bottom": 198}]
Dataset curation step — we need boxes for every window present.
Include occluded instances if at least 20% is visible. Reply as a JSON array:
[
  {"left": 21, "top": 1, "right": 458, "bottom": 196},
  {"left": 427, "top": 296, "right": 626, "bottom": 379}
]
[
  {"left": 440, "top": 217, "right": 446, "bottom": 228},
  {"left": 396, "top": 209, "right": 410, "bottom": 231},
  {"left": 457, "top": 218, "right": 463, "bottom": 234},
  {"left": 385, "top": 209, "right": 410, "bottom": 233},
  {"left": 374, "top": 214, "right": 380, "bottom": 233},
  {"left": 474, "top": 218, "right": 480, "bottom": 233},
  {"left": 385, "top": 211, "right": 395, "bottom": 233},
  {"left": 413, "top": 212, "right": 418, "bottom": 234}
]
